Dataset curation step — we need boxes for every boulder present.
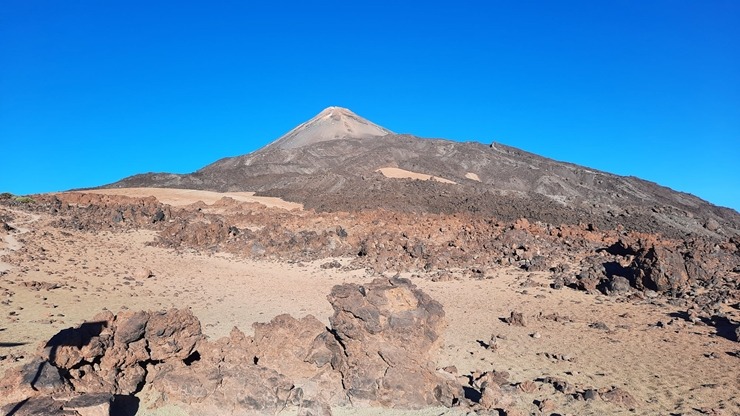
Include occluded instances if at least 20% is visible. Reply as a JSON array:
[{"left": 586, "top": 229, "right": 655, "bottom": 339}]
[
  {"left": 328, "top": 277, "right": 461, "bottom": 408},
  {"left": 631, "top": 246, "right": 690, "bottom": 294},
  {"left": 607, "top": 275, "right": 632, "bottom": 294},
  {"left": 251, "top": 314, "right": 345, "bottom": 404},
  {"left": 1, "top": 396, "right": 66, "bottom": 416},
  {"left": 145, "top": 308, "right": 202, "bottom": 361},
  {"left": 523, "top": 255, "right": 548, "bottom": 272},
  {"left": 704, "top": 218, "right": 720, "bottom": 231},
  {"left": 479, "top": 382, "right": 513, "bottom": 409},
  {"left": 576, "top": 261, "right": 605, "bottom": 293},
  {"left": 150, "top": 358, "right": 305, "bottom": 415},
  {"left": 0, "top": 358, "right": 70, "bottom": 403},
  {"left": 0, "top": 279, "right": 463, "bottom": 413}
]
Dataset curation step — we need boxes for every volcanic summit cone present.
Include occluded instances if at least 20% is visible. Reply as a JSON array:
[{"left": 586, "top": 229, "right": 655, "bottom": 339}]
[{"left": 265, "top": 106, "right": 393, "bottom": 150}]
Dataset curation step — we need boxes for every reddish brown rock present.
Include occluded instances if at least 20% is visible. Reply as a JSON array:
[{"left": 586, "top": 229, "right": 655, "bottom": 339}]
[
  {"left": 328, "top": 277, "right": 461, "bottom": 408},
  {"left": 601, "top": 387, "right": 638, "bottom": 408},
  {"left": 0, "top": 279, "right": 465, "bottom": 413},
  {"left": 504, "top": 311, "right": 527, "bottom": 327},
  {"left": 479, "top": 382, "right": 513, "bottom": 409},
  {"left": 150, "top": 357, "right": 305, "bottom": 415},
  {"left": 537, "top": 397, "right": 556, "bottom": 413},
  {"left": 251, "top": 313, "right": 345, "bottom": 404},
  {"left": 145, "top": 308, "right": 202, "bottom": 361},
  {"left": 517, "top": 380, "right": 538, "bottom": 394}
]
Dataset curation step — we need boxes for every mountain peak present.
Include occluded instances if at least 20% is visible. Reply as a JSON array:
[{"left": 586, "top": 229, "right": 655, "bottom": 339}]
[{"left": 265, "top": 106, "right": 393, "bottom": 150}]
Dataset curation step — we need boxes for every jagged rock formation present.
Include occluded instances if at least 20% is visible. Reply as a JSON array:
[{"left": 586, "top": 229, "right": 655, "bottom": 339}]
[
  {"left": 0, "top": 278, "right": 463, "bottom": 415},
  {"left": 327, "top": 278, "right": 460, "bottom": 408}
]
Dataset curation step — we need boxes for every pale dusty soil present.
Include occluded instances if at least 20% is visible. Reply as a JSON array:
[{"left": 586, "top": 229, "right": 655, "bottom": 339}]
[
  {"left": 465, "top": 172, "right": 481, "bottom": 182},
  {"left": 80, "top": 188, "right": 303, "bottom": 210},
  {"left": 376, "top": 167, "right": 457, "bottom": 185},
  {"left": 1, "top": 206, "right": 738, "bottom": 415}
]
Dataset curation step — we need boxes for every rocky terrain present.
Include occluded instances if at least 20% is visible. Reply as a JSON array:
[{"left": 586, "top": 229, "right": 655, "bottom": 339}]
[
  {"left": 1, "top": 108, "right": 739, "bottom": 415},
  {"left": 0, "top": 190, "right": 738, "bottom": 415}
]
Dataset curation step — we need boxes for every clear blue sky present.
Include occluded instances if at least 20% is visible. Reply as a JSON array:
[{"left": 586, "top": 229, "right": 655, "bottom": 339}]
[{"left": 1, "top": 1, "right": 738, "bottom": 210}]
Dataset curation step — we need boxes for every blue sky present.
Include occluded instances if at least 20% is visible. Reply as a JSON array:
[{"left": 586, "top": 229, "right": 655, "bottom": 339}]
[{"left": 1, "top": 1, "right": 738, "bottom": 210}]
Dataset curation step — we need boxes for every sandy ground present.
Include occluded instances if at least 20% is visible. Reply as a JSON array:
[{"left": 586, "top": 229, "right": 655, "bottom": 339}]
[
  {"left": 377, "top": 167, "right": 457, "bottom": 185},
  {"left": 465, "top": 172, "right": 481, "bottom": 182},
  {"left": 80, "top": 188, "right": 303, "bottom": 210},
  {"left": 1, "top": 205, "right": 739, "bottom": 415}
]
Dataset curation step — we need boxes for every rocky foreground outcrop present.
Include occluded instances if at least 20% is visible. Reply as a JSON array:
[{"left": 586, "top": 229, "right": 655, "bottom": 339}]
[{"left": 0, "top": 278, "right": 463, "bottom": 415}]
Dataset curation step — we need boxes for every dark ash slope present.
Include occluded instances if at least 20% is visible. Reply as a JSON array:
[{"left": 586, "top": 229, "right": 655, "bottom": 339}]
[{"left": 104, "top": 134, "right": 739, "bottom": 239}]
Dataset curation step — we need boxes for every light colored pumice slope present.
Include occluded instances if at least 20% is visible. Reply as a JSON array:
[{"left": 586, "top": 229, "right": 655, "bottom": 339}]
[
  {"left": 265, "top": 106, "right": 393, "bottom": 150},
  {"left": 79, "top": 188, "right": 303, "bottom": 210}
]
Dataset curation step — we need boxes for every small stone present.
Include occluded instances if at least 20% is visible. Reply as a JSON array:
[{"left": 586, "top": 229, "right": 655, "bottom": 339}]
[
  {"left": 442, "top": 365, "right": 458, "bottom": 374},
  {"left": 133, "top": 268, "right": 153, "bottom": 279},
  {"left": 488, "top": 335, "right": 500, "bottom": 351},
  {"left": 537, "top": 398, "right": 556, "bottom": 413},
  {"left": 518, "top": 380, "right": 538, "bottom": 393},
  {"left": 590, "top": 321, "right": 610, "bottom": 331},
  {"left": 704, "top": 218, "right": 720, "bottom": 231},
  {"left": 583, "top": 389, "right": 599, "bottom": 401},
  {"left": 505, "top": 311, "right": 527, "bottom": 327},
  {"left": 531, "top": 332, "right": 541, "bottom": 339}
]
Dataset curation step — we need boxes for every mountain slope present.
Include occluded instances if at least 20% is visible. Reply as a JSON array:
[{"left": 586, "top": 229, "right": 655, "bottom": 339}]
[
  {"left": 103, "top": 108, "right": 740, "bottom": 238},
  {"left": 264, "top": 106, "right": 393, "bottom": 150}
]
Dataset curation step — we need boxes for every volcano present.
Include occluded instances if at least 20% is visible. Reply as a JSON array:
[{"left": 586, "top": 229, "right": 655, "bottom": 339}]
[
  {"left": 265, "top": 106, "right": 393, "bottom": 150},
  {"left": 103, "top": 107, "right": 740, "bottom": 238}
]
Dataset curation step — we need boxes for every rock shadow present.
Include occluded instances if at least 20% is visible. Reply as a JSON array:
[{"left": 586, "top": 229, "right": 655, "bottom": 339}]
[
  {"left": 0, "top": 342, "right": 28, "bottom": 348},
  {"left": 4, "top": 398, "right": 28, "bottom": 416},
  {"left": 31, "top": 321, "right": 107, "bottom": 390},
  {"left": 111, "top": 395, "right": 140, "bottom": 416},
  {"left": 669, "top": 311, "right": 739, "bottom": 342}
]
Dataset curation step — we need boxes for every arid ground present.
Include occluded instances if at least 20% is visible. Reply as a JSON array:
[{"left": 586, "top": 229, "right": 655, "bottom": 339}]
[{"left": 1, "top": 188, "right": 738, "bottom": 415}]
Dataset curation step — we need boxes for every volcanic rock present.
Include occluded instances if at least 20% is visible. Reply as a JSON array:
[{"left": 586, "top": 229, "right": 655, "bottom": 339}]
[
  {"left": 327, "top": 277, "right": 461, "bottom": 408},
  {"left": 479, "top": 382, "right": 513, "bottom": 410},
  {"left": 62, "top": 393, "right": 113, "bottom": 416},
  {"left": 631, "top": 245, "right": 690, "bottom": 294},
  {"left": 504, "top": 311, "right": 527, "bottom": 327},
  {"left": 607, "top": 275, "right": 632, "bottom": 295},
  {"left": 251, "top": 314, "right": 345, "bottom": 404},
  {"left": 1, "top": 278, "right": 463, "bottom": 414},
  {"left": 601, "top": 387, "right": 638, "bottom": 408},
  {"left": 705, "top": 218, "right": 720, "bottom": 231}
]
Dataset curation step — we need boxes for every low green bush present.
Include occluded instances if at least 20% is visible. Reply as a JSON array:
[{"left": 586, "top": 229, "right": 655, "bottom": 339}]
[{"left": 13, "top": 196, "right": 35, "bottom": 204}]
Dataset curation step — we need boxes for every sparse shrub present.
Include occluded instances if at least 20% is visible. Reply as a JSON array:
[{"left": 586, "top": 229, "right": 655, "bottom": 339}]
[
  {"left": 0, "top": 192, "right": 12, "bottom": 200},
  {"left": 13, "top": 196, "right": 35, "bottom": 204}
]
